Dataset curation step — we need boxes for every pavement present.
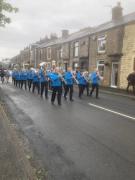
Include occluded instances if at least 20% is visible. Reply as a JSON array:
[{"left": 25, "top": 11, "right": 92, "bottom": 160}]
[
  {"left": 0, "top": 95, "right": 36, "bottom": 180},
  {"left": 0, "top": 82, "right": 135, "bottom": 180},
  {"left": 100, "top": 86, "right": 135, "bottom": 100}
]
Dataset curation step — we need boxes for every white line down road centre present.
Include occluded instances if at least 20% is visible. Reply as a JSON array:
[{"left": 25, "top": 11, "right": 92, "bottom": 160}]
[{"left": 88, "top": 103, "right": 135, "bottom": 121}]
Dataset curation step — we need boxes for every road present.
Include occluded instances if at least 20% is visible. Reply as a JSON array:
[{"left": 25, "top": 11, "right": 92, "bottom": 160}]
[{"left": 0, "top": 82, "right": 135, "bottom": 180}]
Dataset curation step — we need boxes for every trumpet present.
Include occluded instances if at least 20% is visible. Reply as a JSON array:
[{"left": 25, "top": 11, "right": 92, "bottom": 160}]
[
  {"left": 83, "top": 75, "right": 89, "bottom": 83},
  {"left": 72, "top": 75, "right": 79, "bottom": 85}
]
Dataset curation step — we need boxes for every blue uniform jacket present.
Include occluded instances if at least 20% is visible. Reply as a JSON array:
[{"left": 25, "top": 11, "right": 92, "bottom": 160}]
[
  {"left": 27, "top": 70, "right": 33, "bottom": 80},
  {"left": 64, "top": 72, "right": 73, "bottom": 85},
  {"left": 15, "top": 72, "right": 21, "bottom": 80},
  {"left": 33, "top": 72, "right": 39, "bottom": 83},
  {"left": 21, "top": 71, "right": 28, "bottom": 80},
  {"left": 12, "top": 71, "right": 16, "bottom": 78},
  {"left": 39, "top": 69, "right": 47, "bottom": 83},
  {"left": 90, "top": 72, "right": 100, "bottom": 85},
  {"left": 76, "top": 72, "right": 87, "bottom": 85},
  {"left": 48, "top": 73, "right": 62, "bottom": 87}
]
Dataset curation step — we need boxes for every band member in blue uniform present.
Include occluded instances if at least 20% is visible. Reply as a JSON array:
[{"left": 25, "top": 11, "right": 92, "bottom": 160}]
[
  {"left": 21, "top": 70, "right": 28, "bottom": 90},
  {"left": 15, "top": 70, "right": 21, "bottom": 88},
  {"left": 32, "top": 69, "right": 40, "bottom": 94},
  {"left": 89, "top": 69, "right": 102, "bottom": 98},
  {"left": 76, "top": 70, "right": 87, "bottom": 98},
  {"left": 27, "top": 68, "right": 33, "bottom": 91},
  {"left": 64, "top": 67, "right": 74, "bottom": 101},
  {"left": 48, "top": 68, "right": 62, "bottom": 105},
  {"left": 39, "top": 67, "right": 48, "bottom": 99},
  {"left": 83, "top": 71, "right": 90, "bottom": 96},
  {"left": 12, "top": 70, "right": 16, "bottom": 86}
]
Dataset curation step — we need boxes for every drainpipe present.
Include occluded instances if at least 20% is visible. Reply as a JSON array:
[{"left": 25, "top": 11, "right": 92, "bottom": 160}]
[
  {"left": 88, "top": 35, "right": 91, "bottom": 72},
  {"left": 69, "top": 42, "right": 71, "bottom": 68}
]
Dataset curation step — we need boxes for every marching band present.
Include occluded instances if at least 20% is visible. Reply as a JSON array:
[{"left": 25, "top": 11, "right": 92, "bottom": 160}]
[{"left": 12, "top": 65, "right": 103, "bottom": 106}]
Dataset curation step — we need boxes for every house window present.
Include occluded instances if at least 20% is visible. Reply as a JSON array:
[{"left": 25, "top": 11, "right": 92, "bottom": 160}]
[
  {"left": 97, "top": 60, "right": 105, "bottom": 77},
  {"left": 74, "top": 42, "right": 79, "bottom": 57},
  {"left": 73, "top": 62, "right": 79, "bottom": 70},
  {"left": 47, "top": 47, "right": 51, "bottom": 59},
  {"left": 97, "top": 36, "right": 106, "bottom": 53}
]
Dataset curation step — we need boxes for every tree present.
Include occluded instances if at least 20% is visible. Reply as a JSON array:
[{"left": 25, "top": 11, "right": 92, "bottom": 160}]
[{"left": 0, "top": 0, "right": 18, "bottom": 27}]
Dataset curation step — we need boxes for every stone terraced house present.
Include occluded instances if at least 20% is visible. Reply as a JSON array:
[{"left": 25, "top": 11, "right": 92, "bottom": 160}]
[{"left": 10, "top": 3, "right": 135, "bottom": 89}]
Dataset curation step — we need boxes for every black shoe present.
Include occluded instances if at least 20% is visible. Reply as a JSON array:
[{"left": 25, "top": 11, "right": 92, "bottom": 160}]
[
  {"left": 70, "top": 99, "right": 74, "bottom": 102},
  {"left": 58, "top": 103, "right": 61, "bottom": 106}
]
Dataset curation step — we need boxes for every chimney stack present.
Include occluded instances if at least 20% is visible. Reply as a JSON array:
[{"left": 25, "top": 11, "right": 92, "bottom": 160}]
[
  {"left": 50, "top": 33, "right": 58, "bottom": 40},
  {"left": 112, "top": 2, "right": 123, "bottom": 21},
  {"left": 62, "top": 30, "right": 69, "bottom": 38}
]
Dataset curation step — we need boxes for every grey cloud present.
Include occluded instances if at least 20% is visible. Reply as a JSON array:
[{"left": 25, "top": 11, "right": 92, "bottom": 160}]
[{"left": 0, "top": 0, "right": 135, "bottom": 60}]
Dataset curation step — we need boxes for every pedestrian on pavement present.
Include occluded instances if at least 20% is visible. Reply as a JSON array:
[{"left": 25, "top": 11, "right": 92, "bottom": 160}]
[
  {"left": 48, "top": 67, "right": 62, "bottom": 106},
  {"left": 127, "top": 71, "right": 135, "bottom": 95},
  {"left": 89, "top": 69, "right": 103, "bottom": 99},
  {"left": 63, "top": 67, "right": 74, "bottom": 101}
]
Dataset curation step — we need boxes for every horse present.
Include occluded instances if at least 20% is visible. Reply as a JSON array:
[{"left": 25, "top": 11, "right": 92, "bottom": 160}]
[{"left": 127, "top": 72, "right": 135, "bottom": 95}]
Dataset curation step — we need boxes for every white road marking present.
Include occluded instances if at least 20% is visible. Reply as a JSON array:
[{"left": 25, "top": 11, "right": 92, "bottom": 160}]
[{"left": 88, "top": 103, "right": 135, "bottom": 121}]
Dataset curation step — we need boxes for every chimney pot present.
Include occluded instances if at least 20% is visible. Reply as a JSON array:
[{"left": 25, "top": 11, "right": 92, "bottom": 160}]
[
  {"left": 62, "top": 30, "right": 69, "bottom": 38},
  {"left": 112, "top": 2, "right": 123, "bottom": 21}
]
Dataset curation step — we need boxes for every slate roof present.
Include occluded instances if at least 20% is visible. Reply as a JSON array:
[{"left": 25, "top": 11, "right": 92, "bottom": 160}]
[{"left": 38, "top": 11, "right": 135, "bottom": 48}]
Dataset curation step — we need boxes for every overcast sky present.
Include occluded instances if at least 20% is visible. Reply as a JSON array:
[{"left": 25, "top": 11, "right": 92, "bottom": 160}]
[{"left": 0, "top": 0, "right": 135, "bottom": 61}]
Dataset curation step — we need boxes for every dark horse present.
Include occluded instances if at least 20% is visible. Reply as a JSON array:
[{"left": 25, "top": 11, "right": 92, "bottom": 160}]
[{"left": 127, "top": 72, "right": 135, "bottom": 95}]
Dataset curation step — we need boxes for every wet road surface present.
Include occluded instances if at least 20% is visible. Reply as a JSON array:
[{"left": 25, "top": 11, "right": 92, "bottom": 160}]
[{"left": 1, "top": 83, "right": 135, "bottom": 180}]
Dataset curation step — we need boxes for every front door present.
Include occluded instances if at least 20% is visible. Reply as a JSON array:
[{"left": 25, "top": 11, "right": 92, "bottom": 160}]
[{"left": 111, "top": 63, "right": 119, "bottom": 88}]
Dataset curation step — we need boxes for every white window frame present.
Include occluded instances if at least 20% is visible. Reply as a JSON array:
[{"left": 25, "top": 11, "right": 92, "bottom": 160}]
[
  {"left": 97, "top": 36, "right": 106, "bottom": 53},
  {"left": 47, "top": 47, "right": 51, "bottom": 60},
  {"left": 97, "top": 60, "right": 105, "bottom": 77},
  {"left": 74, "top": 41, "right": 79, "bottom": 57}
]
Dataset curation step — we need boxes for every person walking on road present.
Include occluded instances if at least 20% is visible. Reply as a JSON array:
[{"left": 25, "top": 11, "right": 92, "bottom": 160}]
[
  {"left": 89, "top": 69, "right": 103, "bottom": 99},
  {"left": 5, "top": 70, "right": 10, "bottom": 83},
  {"left": 32, "top": 69, "right": 40, "bottom": 94},
  {"left": 76, "top": 70, "right": 87, "bottom": 99},
  {"left": 0, "top": 69, "right": 5, "bottom": 83},
  {"left": 27, "top": 68, "right": 34, "bottom": 91},
  {"left": 39, "top": 67, "right": 48, "bottom": 99},
  {"left": 21, "top": 70, "right": 28, "bottom": 90},
  {"left": 64, "top": 67, "right": 74, "bottom": 101},
  {"left": 48, "top": 67, "right": 62, "bottom": 106}
]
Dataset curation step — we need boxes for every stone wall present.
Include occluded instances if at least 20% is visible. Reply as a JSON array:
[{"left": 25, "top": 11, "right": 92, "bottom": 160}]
[{"left": 119, "top": 23, "right": 135, "bottom": 89}]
